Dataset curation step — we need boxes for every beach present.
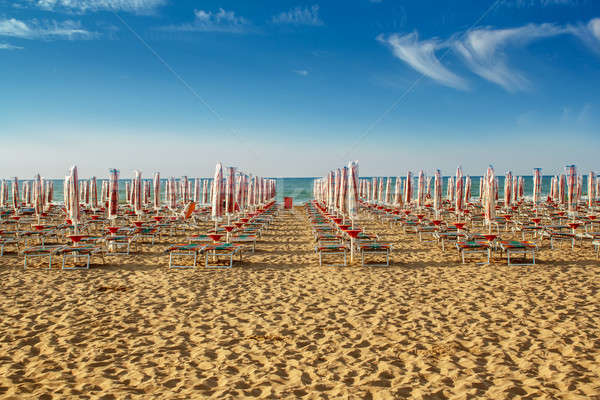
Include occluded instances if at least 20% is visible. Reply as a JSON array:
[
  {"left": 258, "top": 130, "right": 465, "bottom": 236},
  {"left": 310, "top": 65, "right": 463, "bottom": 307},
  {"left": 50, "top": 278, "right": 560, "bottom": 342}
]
[{"left": 1, "top": 206, "right": 599, "bottom": 399}]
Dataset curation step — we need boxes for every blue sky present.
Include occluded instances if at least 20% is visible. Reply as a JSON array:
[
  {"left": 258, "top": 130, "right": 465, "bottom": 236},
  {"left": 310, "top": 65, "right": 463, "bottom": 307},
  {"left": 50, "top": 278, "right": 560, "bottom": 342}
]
[{"left": 0, "top": 0, "right": 599, "bottom": 178}]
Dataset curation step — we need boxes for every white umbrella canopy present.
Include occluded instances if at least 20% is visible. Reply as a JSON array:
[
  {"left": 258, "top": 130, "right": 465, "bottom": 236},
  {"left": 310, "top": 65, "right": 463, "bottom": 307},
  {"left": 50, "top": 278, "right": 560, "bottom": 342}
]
[
  {"left": 589, "top": 171, "right": 596, "bottom": 209},
  {"left": 433, "top": 169, "right": 442, "bottom": 218},
  {"left": 133, "top": 170, "right": 142, "bottom": 215},
  {"left": 347, "top": 161, "right": 359, "bottom": 221},
  {"left": 566, "top": 165, "right": 577, "bottom": 214},
  {"left": 225, "top": 167, "right": 236, "bottom": 216},
  {"left": 384, "top": 177, "right": 391, "bottom": 205},
  {"left": 484, "top": 166, "right": 496, "bottom": 233},
  {"left": 33, "top": 174, "right": 42, "bottom": 220},
  {"left": 394, "top": 177, "right": 402, "bottom": 207},
  {"left": 153, "top": 172, "right": 161, "bottom": 211},
  {"left": 504, "top": 171, "right": 512, "bottom": 208},
  {"left": 90, "top": 177, "right": 98, "bottom": 210},
  {"left": 68, "top": 165, "right": 80, "bottom": 232},
  {"left": 211, "top": 163, "right": 224, "bottom": 223},
  {"left": 455, "top": 167, "right": 464, "bottom": 213},
  {"left": 404, "top": 171, "right": 412, "bottom": 206},
  {"left": 194, "top": 178, "right": 200, "bottom": 204},
  {"left": 108, "top": 169, "right": 119, "bottom": 220},
  {"left": 532, "top": 168, "right": 542, "bottom": 207},
  {"left": 464, "top": 175, "right": 471, "bottom": 206}
]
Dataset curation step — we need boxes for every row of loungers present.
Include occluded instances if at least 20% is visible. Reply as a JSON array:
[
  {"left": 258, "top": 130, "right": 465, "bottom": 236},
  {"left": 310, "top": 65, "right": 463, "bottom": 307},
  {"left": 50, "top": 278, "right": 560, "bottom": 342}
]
[
  {"left": 165, "top": 201, "right": 279, "bottom": 268},
  {"left": 307, "top": 201, "right": 392, "bottom": 267},
  {"left": 360, "top": 202, "right": 540, "bottom": 265}
]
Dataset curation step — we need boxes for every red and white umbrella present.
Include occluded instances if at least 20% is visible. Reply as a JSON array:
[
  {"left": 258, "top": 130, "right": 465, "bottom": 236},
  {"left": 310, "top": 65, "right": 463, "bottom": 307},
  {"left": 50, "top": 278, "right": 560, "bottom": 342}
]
[
  {"left": 348, "top": 161, "right": 359, "bottom": 220},
  {"left": 484, "top": 166, "right": 496, "bottom": 233},
  {"left": 404, "top": 172, "right": 412, "bottom": 206},
  {"left": 211, "top": 163, "right": 224, "bottom": 222},
  {"left": 433, "top": 169, "right": 442, "bottom": 218},
  {"left": 225, "top": 167, "right": 236, "bottom": 216},
  {"left": 532, "top": 168, "right": 542, "bottom": 206},
  {"left": 394, "top": 176, "right": 402, "bottom": 206},
  {"left": 33, "top": 174, "right": 42, "bottom": 220},
  {"left": 12, "top": 177, "right": 19, "bottom": 212},
  {"left": 182, "top": 176, "right": 189, "bottom": 204},
  {"left": 68, "top": 165, "right": 80, "bottom": 232},
  {"left": 133, "top": 170, "right": 142, "bottom": 215},
  {"left": 108, "top": 169, "right": 119, "bottom": 220},
  {"left": 194, "top": 178, "right": 200, "bottom": 203},
  {"left": 455, "top": 167, "right": 464, "bottom": 213},
  {"left": 340, "top": 167, "right": 348, "bottom": 215},
  {"left": 384, "top": 177, "right": 391, "bottom": 205},
  {"left": 152, "top": 172, "right": 160, "bottom": 210},
  {"left": 566, "top": 165, "right": 577, "bottom": 214},
  {"left": 417, "top": 171, "right": 425, "bottom": 208},
  {"left": 0, "top": 180, "right": 6, "bottom": 208},
  {"left": 447, "top": 176, "right": 454, "bottom": 203},
  {"left": 588, "top": 171, "right": 595, "bottom": 209},
  {"left": 504, "top": 171, "right": 512, "bottom": 208},
  {"left": 90, "top": 177, "right": 98, "bottom": 209},
  {"left": 63, "top": 175, "right": 70, "bottom": 215},
  {"left": 464, "top": 175, "right": 471, "bottom": 205}
]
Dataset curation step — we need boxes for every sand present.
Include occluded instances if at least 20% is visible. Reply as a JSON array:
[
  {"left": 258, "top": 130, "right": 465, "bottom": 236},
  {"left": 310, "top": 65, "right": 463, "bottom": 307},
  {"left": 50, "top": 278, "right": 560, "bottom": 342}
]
[{"left": 1, "top": 206, "right": 599, "bottom": 399}]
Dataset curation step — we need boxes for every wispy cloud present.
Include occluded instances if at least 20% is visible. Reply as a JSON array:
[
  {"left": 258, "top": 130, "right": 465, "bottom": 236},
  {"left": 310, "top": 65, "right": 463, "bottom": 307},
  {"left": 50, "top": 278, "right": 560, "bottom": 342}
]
[
  {"left": 0, "top": 18, "right": 95, "bottom": 40},
  {"left": 453, "top": 23, "right": 567, "bottom": 92},
  {"left": 500, "top": 0, "right": 581, "bottom": 7},
  {"left": 376, "top": 32, "right": 469, "bottom": 90},
  {"left": 0, "top": 43, "right": 24, "bottom": 49},
  {"left": 293, "top": 69, "right": 309, "bottom": 76},
  {"left": 22, "top": 0, "right": 166, "bottom": 15},
  {"left": 569, "top": 18, "right": 600, "bottom": 53},
  {"left": 161, "top": 8, "right": 252, "bottom": 33},
  {"left": 272, "top": 5, "right": 324, "bottom": 26}
]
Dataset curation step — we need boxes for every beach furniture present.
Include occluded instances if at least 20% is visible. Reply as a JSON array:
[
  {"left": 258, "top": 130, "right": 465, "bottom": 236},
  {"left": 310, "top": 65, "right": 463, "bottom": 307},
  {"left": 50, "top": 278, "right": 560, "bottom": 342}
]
[
  {"left": 56, "top": 245, "right": 104, "bottom": 270},
  {"left": 202, "top": 243, "right": 242, "bottom": 268},
  {"left": 230, "top": 234, "right": 257, "bottom": 253},
  {"left": 0, "top": 231, "right": 20, "bottom": 256},
  {"left": 359, "top": 243, "right": 391, "bottom": 267},
  {"left": 593, "top": 240, "right": 600, "bottom": 258},
  {"left": 456, "top": 241, "right": 490, "bottom": 264},
  {"left": 22, "top": 244, "right": 66, "bottom": 269},
  {"left": 166, "top": 243, "right": 204, "bottom": 268},
  {"left": 499, "top": 240, "right": 537, "bottom": 266},
  {"left": 316, "top": 244, "right": 348, "bottom": 266}
]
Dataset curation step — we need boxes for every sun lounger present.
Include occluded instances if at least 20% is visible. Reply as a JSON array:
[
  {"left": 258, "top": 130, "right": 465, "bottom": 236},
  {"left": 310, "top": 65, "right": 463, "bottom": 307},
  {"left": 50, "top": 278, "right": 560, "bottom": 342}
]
[
  {"left": 316, "top": 244, "right": 348, "bottom": 267},
  {"left": 165, "top": 243, "right": 205, "bottom": 268},
  {"left": 456, "top": 241, "right": 490, "bottom": 264},
  {"left": 202, "top": 243, "right": 243, "bottom": 268},
  {"left": 359, "top": 243, "right": 391, "bottom": 267},
  {"left": 22, "top": 244, "right": 67, "bottom": 269},
  {"left": 499, "top": 240, "right": 537, "bottom": 266},
  {"left": 56, "top": 245, "right": 104, "bottom": 270}
]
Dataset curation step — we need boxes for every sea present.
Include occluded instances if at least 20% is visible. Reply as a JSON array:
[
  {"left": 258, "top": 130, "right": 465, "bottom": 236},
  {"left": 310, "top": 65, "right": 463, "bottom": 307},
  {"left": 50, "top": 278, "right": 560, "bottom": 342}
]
[{"left": 5, "top": 175, "right": 592, "bottom": 206}]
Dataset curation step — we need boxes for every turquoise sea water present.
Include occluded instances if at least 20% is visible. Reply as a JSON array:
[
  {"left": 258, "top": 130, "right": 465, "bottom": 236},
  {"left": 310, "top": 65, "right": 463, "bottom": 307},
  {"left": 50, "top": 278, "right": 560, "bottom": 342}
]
[{"left": 2, "top": 175, "right": 594, "bottom": 206}]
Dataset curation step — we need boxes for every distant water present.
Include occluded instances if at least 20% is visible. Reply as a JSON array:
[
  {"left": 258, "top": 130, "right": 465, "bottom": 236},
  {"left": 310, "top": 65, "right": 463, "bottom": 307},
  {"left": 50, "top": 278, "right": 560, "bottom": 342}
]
[{"left": 3, "top": 176, "right": 593, "bottom": 206}]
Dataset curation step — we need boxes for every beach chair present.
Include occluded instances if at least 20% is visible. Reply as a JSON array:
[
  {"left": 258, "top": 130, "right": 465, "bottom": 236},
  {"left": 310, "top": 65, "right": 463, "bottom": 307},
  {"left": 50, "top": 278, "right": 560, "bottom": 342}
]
[
  {"left": 499, "top": 240, "right": 537, "bottom": 266},
  {"left": 202, "top": 243, "right": 242, "bottom": 268},
  {"left": 316, "top": 244, "right": 348, "bottom": 267},
  {"left": 230, "top": 234, "right": 257, "bottom": 253},
  {"left": 0, "top": 232, "right": 20, "bottom": 256},
  {"left": 359, "top": 243, "right": 392, "bottom": 267},
  {"left": 456, "top": 241, "right": 490, "bottom": 264},
  {"left": 593, "top": 240, "right": 600, "bottom": 259},
  {"left": 56, "top": 245, "right": 104, "bottom": 270},
  {"left": 165, "top": 243, "right": 205, "bottom": 268},
  {"left": 543, "top": 230, "right": 576, "bottom": 249},
  {"left": 22, "top": 244, "right": 66, "bottom": 269}
]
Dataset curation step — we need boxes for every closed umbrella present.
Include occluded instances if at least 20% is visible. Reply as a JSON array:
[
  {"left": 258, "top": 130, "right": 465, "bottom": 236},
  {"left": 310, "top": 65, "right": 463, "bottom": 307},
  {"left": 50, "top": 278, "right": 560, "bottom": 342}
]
[
  {"left": 108, "top": 169, "right": 119, "bottom": 220},
  {"left": 433, "top": 169, "right": 442, "bottom": 219},
  {"left": 417, "top": 171, "right": 425, "bottom": 209},
  {"left": 133, "top": 170, "right": 142, "bottom": 216},
  {"left": 504, "top": 171, "right": 512, "bottom": 208},
  {"left": 34, "top": 174, "right": 42, "bottom": 222},
  {"left": 455, "top": 167, "right": 464, "bottom": 216},
  {"left": 404, "top": 172, "right": 412, "bottom": 206},
  {"left": 347, "top": 161, "right": 359, "bottom": 261},
  {"left": 68, "top": 166, "right": 80, "bottom": 233},
  {"left": 225, "top": 167, "right": 236, "bottom": 219},
  {"left": 153, "top": 172, "right": 161, "bottom": 211},
  {"left": 90, "top": 177, "right": 98, "bottom": 210},
  {"left": 532, "top": 168, "right": 542, "bottom": 209},
  {"left": 464, "top": 175, "right": 472, "bottom": 206},
  {"left": 588, "top": 171, "right": 595, "bottom": 209},
  {"left": 194, "top": 178, "right": 200, "bottom": 203},
  {"left": 384, "top": 177, "right": 391, "bottom": 205},
  {"left": 11, "top": 177, "right": 19, "bottom": 212},
  {"left": 566, "top": 165, "right": 577, "bottom": 215},
  {"left": 211, "top": 163, "right": 224, "bottom": 229},
  {"left": 394, "top": 177, "right": 402, "bottom": 207},
  {"left": 484, "top": 166, "right": 496, "bottom": 233}
]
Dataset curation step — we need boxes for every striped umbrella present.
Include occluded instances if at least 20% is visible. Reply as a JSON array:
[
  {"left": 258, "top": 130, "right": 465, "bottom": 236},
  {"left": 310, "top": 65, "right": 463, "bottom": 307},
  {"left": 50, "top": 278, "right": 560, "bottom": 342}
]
[
  {"left": 211, "top": 163, "right": 224, "bottom": 223},
  {"left": 348, "top": 161, "right": 359, "bottom": 221},
  {"left": 577, "top": 174, "right": 583, "bottom": 205},
  {"left": 225, "top": 167, "right": 236, "bottom": 216},
  {"left": 484, "top": 166, "right": 496, "bottom": 233},
  {"left": 558, "top": 174, "right": 566, "bottom": 205},
  {"left": 168, "top": 177, "right": 177, "bottom": 210},
  {"left": 63, "top": 176, "right": 70, "bottom": 215},
  {"left": 182, "top": 176, "right": 189, "bottom": 204},
  {"left": 426, "top": 176, "right": 432, "bottom": 200},
  {"left": 455, "top": 167, "right": 464, "bottom": 213},
  {"left": 340, "top": 167, "right": 348, "bottom": 215},
  {"left": 12, "top": 177, "right": 19, "bottom": 212},
  {"left": 404, "top": 172, "right": 412, "bottom": 206},
  {"left": 479, "top": 176, "right": 484, "bottom": 200},
  {"left": 152, "top": 173, "right": 160, "bottom": 211},
  {"left": 90, "top": 177, "right": 98, "bottom": 209},
  {"left": 394, "top": 177, "right": 402, "bottom": 207},
  {"left": 33, "top": 174, "right": 42, "bottom": 221},
  {"left": 447, "top": 176, "right": 454, "bottom": 203},
  {"left": 588, "top": 171, "right": 595, "bottom": 209},
  {"left": 433, "top": 169, "right": 442, "bottom": 218},
  {"left": 68, "top": 166, "right": 80, "bottom": 232},
  {"left": 0, "top": 180, "right": 5, "bottom": 208},
  {"left": 532, "top": 168, "right": 542, "bottom": 207},
  {"left": 108, "top": 169, "right": 119, "bottom": 220},
  {"left": 504, "top": 171, "right": 512, "bottom": 208},
  {"left": 133, "top": 170, "right": 142, "bottom": 215},
  {"left": 194, "top": 178, "right": 200, "bottom": 203},
  {"left": 417, "top": 171, "right": 425, "bottom": 209},
  {"left": 566, "top": 165, "right": 577, "bottom": 214},
  {"left": 384, "top": 177, "right": 391, "bottom": 205},
  {"left": 464, "top": 175, "right": 472, "bottom": 205}
]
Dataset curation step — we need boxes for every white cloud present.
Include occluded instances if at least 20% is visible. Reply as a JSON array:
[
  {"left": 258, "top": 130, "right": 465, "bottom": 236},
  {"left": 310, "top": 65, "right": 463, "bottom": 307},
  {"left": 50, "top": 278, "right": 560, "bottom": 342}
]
[
  {"left": 500, "top": 0, "right": 580, "bottom": 7},
  {"left": 272, "top": 5, "right": 323, "bottom": 26},
  {"left": 377, "top": 32, "right": 469, "bottom": 90},
  {"left": 569, "top": 18, "right": 600, "bottom": 53},
  {"left": 23, "top": 0, "right": 166, "bottom": 14},
  {"left": 162, "top": 8, "right": 251, "bottom": 33},
  {"left": 453, "top": 23, "right": 567, "bottom": 92},
  {"left": 293, "top": 69, "right": 309, "bottom": 76},
  {"left": 0, "top": 43, "right": 24, "bottom": 49},
  {"left": 0, "top": 18, "right": 95, "bottom": 40}
]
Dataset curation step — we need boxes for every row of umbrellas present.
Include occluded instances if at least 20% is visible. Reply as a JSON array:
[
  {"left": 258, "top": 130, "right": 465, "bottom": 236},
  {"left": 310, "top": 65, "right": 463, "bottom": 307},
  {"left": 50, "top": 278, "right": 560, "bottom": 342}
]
[{"left": 313, "top": 161, "right": 360, "bottom": 223}]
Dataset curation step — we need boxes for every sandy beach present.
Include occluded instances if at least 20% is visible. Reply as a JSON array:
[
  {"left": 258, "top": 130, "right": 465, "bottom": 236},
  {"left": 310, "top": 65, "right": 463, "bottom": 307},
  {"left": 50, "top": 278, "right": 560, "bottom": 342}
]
[{"left": 1, "top": 206, "right": 599, "bottom": 399}]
